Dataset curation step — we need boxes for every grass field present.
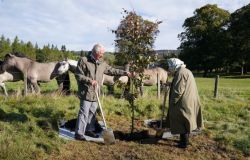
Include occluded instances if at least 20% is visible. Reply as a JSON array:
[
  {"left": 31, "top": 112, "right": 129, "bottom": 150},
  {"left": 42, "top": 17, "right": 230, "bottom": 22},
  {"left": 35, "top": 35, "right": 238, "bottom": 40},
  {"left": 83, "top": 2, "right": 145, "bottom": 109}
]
[{"left": 0, "top": 74, "right": 249, "bottom": 160}]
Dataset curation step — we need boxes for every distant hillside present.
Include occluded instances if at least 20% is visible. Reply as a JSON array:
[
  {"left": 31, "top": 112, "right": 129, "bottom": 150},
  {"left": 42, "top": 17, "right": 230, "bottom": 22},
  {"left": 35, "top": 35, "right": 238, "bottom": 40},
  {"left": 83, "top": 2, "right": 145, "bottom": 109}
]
[
  {"left": 72, "top": 50, "right": 89, "bottom": 56},
  {"left": 72, "top": 49, "right": 180, "bottom": 57},
  {"left": 155, "top": 50, "right": 180, "bottom": 58}
]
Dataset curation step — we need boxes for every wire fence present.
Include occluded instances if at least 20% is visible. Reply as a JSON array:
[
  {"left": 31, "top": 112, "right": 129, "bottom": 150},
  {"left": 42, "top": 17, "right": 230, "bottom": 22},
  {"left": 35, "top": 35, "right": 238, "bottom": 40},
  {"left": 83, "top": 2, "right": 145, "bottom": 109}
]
[{"left": 1, "top": 72, "right": 166, "bottom": 98}]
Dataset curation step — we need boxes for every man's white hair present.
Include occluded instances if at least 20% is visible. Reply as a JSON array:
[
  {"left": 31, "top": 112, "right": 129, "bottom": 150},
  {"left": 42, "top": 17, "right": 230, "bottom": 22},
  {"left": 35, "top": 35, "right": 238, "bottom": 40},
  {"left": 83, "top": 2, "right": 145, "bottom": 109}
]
[
  {"left": 167, "top": 58, "right": 186, "bottom": 72},
  {"left": 92, "top": 44, "right": 105, "bottom": 54}
]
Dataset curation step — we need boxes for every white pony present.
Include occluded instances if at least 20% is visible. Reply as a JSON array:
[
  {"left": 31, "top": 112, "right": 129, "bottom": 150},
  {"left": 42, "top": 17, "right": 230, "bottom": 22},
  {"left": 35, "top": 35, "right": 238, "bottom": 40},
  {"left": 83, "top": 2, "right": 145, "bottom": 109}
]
[{"left": 0, "top": 68, "right": 23, "bottom": 96}]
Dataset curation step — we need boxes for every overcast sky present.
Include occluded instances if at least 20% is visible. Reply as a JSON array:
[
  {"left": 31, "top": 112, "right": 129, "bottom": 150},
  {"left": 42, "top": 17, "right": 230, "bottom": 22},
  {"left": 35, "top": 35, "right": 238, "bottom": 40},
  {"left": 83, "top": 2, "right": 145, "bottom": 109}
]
[{"left": 0, "top": 0, "right": 249, "bottom": 52}]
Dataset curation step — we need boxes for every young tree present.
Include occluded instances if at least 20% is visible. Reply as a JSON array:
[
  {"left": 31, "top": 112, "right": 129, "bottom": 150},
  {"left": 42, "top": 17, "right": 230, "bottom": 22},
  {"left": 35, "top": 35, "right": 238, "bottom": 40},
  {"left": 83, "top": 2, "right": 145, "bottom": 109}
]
[
  {"left": 0, "top": 35, "right": 11, "bottom": 59},
  {"left": 112, "top": 9, "right": 161, "bottom": 133}
]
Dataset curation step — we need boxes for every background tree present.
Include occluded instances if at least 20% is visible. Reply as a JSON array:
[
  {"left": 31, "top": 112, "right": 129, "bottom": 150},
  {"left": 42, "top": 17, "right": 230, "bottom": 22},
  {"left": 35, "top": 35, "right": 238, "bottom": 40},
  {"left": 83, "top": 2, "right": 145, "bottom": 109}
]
[
  {"left": 36, "top": 48, "right": 46, "bottom": 62},
  {"left": 24, "top": 41, "right": 36, "bottom": 59},
  {"left": 61, "top": 45, "right": 68, "bottom": 58},
  {"left": 178, "top": 4, "right": 230, "bottom": 77},
  {"left": 103, "top": 52, "right": 115, "bottom": 66},
  {"left": 112, "top": 9, "right": 161, "bottom": 133},
  {"left": 228, "top": 3, "right": 250, "bottom": 75},
  {"left": 0, "top": 35, "right": 78, "bottom": 62},
  {"left": 11, "top": 36, "right": 22, "bottom": 53},
  {"left": 0, "top": 35, "right": 11, "bottom": 59},
  {"left": 36, "top": 45, "right": 50, "bottom": 62}
]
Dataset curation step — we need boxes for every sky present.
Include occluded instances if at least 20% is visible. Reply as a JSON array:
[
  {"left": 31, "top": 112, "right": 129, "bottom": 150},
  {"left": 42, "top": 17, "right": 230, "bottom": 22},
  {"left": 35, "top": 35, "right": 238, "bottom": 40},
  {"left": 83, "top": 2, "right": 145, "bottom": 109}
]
[{"left": 0, "top": 0, "right": 249, "bottom": 52}]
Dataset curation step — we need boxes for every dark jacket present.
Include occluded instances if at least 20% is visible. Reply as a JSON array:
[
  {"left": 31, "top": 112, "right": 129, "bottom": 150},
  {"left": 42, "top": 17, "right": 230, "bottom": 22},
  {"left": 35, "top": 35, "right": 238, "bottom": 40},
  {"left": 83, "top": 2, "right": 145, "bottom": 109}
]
[{"left": 75, "top": 54, "right": 126, "bottom": 101}]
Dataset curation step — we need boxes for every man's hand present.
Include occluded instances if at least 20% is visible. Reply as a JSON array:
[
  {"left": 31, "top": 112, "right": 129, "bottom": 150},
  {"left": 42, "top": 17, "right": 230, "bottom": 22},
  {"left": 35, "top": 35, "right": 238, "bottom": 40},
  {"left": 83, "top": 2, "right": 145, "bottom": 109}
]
[
  {"left": 91, "top": 80, "right": 98, "bottom": 87},
  {"left": 125, "top": 71, "right": 135, "bottom": 78},
  {"left": 125, "top": 71, "right": 131, "bottom": 77}
]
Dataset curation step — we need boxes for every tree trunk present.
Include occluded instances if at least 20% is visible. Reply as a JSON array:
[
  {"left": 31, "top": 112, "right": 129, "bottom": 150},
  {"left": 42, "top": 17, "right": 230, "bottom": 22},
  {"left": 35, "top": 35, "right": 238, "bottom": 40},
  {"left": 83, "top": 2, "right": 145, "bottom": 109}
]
[
  {"left": 241, "top": 66, "right": 244, "bottom": 75},
  {"left": 203, "top": 69, "right": 208, "bottom": 77},
  {"left": 226, "top": 66, "right": 230, "bottom": 74},
  {"left": 243, "top": 65, "right": 247, "bottom": 74},
  {"left": 130, "top": 78, "right": 135, "bottom": 134},
  {"left": 209, "top": 69, "right": 212, "bottom": 73}
]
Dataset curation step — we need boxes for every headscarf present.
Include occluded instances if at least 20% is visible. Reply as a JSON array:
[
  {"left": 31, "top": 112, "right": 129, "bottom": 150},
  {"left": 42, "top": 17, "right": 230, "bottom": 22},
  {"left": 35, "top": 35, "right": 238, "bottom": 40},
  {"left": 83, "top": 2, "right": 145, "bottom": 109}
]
[{"left": 167, "top": 58, "right": 186, "bottom": 72}]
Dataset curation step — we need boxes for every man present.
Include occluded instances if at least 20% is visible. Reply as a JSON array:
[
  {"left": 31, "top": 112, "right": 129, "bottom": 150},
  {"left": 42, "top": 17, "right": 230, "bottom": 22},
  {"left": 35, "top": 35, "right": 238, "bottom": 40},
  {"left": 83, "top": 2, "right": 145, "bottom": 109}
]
[
  {"left": 166, "top": 58, "right": 203, "bottom": 148},
  {"left": 74, "top": 44, "right": 130, "bottom": 140}
]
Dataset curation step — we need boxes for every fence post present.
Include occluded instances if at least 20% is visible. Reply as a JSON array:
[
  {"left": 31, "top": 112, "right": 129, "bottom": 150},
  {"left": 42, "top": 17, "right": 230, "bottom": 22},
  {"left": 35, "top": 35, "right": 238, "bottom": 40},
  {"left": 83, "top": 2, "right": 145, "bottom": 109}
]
[
  {"left": 157, "top": 73, "right": 160, "bottom": 99},
  {"left": 160, "top": 86, "right": 169, "bottom": 128},
  {"left": 214, "top": 75, "right": 219, "bottom": 98}
]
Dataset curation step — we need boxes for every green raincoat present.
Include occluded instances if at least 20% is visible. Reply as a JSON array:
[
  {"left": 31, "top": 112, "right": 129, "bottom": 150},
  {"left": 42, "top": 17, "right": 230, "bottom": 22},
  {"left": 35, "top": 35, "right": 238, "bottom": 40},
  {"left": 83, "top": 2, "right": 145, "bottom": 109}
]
[
  {"left": 75, "top": 55, "right": 126, "bottom": 101},
  {"left": 166, "top": 66, "right": 203, "bottom": 134}
]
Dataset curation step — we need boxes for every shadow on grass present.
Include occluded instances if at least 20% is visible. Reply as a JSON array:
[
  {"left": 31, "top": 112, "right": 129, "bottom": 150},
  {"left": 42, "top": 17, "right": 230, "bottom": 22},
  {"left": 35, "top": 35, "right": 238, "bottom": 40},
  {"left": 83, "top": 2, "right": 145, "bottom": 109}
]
[
  {"left": 0, "top": 108, "right": 28, "bottom": 123},
  {"left": 31, "top": 107, "right": 54, "bottom": 118},
  {"left": 234, "top": 139, "right": 250, "bottom": 156},
  {"left": 31, "top": 107, "right": 64, "bottom": 131},
  {"left": 40, "top": 90, "right": 78, "bottom": 97}
]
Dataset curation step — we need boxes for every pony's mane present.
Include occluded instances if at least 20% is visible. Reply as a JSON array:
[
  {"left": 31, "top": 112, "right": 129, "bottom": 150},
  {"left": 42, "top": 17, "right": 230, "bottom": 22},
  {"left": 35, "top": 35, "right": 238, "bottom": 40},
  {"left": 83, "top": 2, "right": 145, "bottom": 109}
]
[
  {"left": 12, "top": 52, "right": 27, "bottom": 58},
  {"left": 9, "top": 52, "right": 33, "bottom": 60}
]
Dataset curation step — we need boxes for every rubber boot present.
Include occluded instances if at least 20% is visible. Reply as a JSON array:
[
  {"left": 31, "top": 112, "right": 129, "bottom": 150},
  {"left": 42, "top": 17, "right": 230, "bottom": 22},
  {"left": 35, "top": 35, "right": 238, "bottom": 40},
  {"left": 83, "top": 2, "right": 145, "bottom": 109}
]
[{"left": 178, "top": 133, "right": 189, "bottom": 148}]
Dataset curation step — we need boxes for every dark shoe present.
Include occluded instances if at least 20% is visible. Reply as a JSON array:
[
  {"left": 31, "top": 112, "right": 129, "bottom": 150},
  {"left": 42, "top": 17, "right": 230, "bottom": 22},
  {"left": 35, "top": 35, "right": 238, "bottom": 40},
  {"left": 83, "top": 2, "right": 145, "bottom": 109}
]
[
  {"left": 94, "top": 123, "right": 103, "bottom": 134},
  {"left": 177, "top": 142, "right": 188, "bottom": 148},
  {"left": 177, "top": 133, "right": 190, "bottom": 149},
  {"left": 75, "top": 134, "right": 86, "bottom": 141},
  {"left": 85, "top": 131, "right": 99, "bottom": 138}
]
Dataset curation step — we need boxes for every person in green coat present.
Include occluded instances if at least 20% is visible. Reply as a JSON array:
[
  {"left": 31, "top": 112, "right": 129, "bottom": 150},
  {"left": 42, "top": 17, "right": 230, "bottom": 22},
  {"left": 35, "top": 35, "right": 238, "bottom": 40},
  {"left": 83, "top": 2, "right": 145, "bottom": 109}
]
[
  {"left": 166, "top": 58, "right": 203, "bottom": 148},
  {"left": 74, "top": 44, "right": 131, "bottom": 140}
]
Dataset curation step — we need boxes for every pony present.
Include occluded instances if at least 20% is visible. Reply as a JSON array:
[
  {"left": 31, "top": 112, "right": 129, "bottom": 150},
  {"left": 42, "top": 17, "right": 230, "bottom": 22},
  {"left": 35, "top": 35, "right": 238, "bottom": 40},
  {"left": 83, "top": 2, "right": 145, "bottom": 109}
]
[
  {"left": 102, "top": 67, "right": 168, "bottom": 86},
  {"left": 0, "top": 70, "right": 22, "bottom": 96},
  {"left": 57, "top": 59, "right": 77, "bottom": 73},
  {"left": 1, "top": 53, "right": 70, "bottom": 94},
  {"left": 0, "top": 60, "right": 24, "bottom": 96},
  {"left": 142, "top": 67, "right": 168, "bottom": 86},
  {"left": 101, "top": 67, "right": 168, "bottom": 96},
  {"left": 102, "top": 74, "right": 128, "bottom": 86},
  {"left": 137, "top": 67, "right": 168, "bottom": 96},
  {"left": 55, "top": 59, "right": 78, "bottom": 95}
]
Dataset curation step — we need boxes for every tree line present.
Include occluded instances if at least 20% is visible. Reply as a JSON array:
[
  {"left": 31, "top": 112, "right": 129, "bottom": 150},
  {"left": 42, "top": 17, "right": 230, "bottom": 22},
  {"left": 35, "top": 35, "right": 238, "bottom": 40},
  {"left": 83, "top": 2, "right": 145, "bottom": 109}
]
[
  {"left": 0, "top": 35, "right": 79, "bottom": 62},
  {"left": 0, "top": 35, "right": 117, "bottom": 66},
  {"left": 178, "top": 4, "right": 250, "bottom": 76}
]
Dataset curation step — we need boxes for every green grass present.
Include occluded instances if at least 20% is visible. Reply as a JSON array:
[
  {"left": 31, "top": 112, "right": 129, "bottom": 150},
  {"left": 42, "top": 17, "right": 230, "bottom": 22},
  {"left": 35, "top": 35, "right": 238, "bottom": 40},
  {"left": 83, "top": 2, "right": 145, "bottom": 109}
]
[
  {"left": 196, "top": 77, "right": 250, "bottom": 155},
  {"left": 0, "top": 75, "right": 250, "bottom": 159},
  {"left": 0, "top": 94, "right": 80, "bottom": 159}
]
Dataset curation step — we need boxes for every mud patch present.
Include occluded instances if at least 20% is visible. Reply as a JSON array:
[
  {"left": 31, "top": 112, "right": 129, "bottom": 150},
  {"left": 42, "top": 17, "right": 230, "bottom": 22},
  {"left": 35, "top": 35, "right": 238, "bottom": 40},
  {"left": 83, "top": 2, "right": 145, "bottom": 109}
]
[{"left": 114, "top": 130, "right": 150, "bottom": 141}]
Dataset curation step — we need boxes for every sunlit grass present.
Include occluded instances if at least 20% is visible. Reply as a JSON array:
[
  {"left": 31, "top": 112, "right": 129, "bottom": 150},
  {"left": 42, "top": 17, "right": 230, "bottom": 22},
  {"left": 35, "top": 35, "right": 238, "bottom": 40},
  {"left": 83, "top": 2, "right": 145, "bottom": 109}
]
[{"left": 0, "top": 76, "right": 250, "bottom": 158}]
